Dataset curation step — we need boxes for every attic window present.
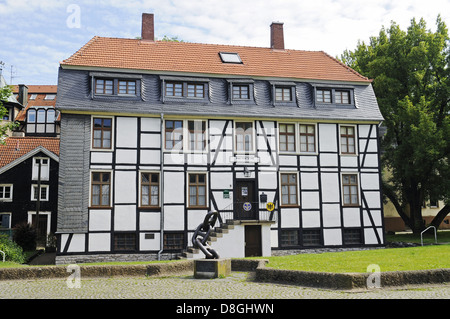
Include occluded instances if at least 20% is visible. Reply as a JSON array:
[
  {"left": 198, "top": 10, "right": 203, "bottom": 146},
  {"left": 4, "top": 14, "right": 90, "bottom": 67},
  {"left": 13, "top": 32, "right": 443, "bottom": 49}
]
[{"left": 219, "top": 52, "right": 242, "bottom": 64}]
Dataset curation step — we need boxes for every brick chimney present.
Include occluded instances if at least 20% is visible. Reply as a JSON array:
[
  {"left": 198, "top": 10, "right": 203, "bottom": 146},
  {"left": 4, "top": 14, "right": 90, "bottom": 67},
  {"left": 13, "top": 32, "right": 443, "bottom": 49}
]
[
  {"left": 18, "top": 84, "right": 28, "bottom": 107},
  {"left": 270, "top": 22, "right": 284, "bottom": 50},
  {"left": 141, "top": 13, "right": 155, "bottom": 41}
]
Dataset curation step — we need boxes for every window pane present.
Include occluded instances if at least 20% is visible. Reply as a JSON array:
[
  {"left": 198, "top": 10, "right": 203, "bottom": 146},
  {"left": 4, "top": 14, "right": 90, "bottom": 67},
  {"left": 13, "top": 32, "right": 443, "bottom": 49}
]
[{"left": 28, "top": 110, "right": 36, "bottom": 123}]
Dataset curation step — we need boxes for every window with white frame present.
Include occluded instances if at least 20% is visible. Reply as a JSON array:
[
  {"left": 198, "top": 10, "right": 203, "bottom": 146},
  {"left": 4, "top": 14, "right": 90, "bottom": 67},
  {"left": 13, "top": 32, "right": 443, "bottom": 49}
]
[
  {"left": 32, "top": 157, "right": 50, "bottom": 181},
  {"left": 165, "top": 120, "right": 184, "bottom": 150},
  {"left": 188, "top": 120, "right": 206, "bottom": 151},
  {"left": 91, "top": 172, "right": 111, "bottom": 207},
  {"left": 140, "top": 172, "right": 160, "bottom": 207},
  {"left": 0, "top": 185, "right": 13, "bottom": 201},
  {"left": 299, "top": 124, "right": 316, "bottom": 153},
  {"left": 188, "top": 173, "right": 207, "bottom": 208},
  {"left": 342, "top": 174, "right": 359, "bottom": 206},
  {"left": 280, "top": 173, "right": 299, "bottom": 206},
  {"left": 235, "top": 122, "right": 254, "bottom": 153},
  {"left": 31, "top": 184, "right": 49, "bottom": 201},
  {"left": 92, "top": 117, "right": 113, "bottom": 150},
  {"left": 279, "top": 123, "right": 296, "bottom": 152},
  {"left": 340, "top": 126, "right": 356, "bottom": 154},
  {"left": 26, "top": 108, "right": 56, "bottom": 134}
]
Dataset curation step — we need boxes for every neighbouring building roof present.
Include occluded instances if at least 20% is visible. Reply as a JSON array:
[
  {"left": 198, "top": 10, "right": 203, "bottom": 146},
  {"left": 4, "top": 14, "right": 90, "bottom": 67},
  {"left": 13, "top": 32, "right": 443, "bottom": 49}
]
[
  {"left": 61, "top": 36, "right": 370, "bottom": 84},
  {"left": 0, "top": 137, "right": 60, "bottom": 169},
  {"left": 12, "top": 85, "right": 59, "bottom": 122}
]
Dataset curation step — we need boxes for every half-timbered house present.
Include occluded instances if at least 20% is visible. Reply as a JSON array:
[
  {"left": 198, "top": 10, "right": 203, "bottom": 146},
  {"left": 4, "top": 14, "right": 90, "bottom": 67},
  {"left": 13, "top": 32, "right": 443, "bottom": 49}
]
[{"left": 55, "top": 14, "right": 385, "bottom": 264}]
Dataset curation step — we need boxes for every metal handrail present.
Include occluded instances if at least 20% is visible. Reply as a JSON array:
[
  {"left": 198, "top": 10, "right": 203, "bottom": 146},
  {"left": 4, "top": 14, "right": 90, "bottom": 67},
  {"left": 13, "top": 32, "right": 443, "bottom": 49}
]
[
  {"left": 421, "top": 226, "right": 437, "bottom": 246},
  {"left": 0, "top": 250, "right": 5, "bottom": 262}
]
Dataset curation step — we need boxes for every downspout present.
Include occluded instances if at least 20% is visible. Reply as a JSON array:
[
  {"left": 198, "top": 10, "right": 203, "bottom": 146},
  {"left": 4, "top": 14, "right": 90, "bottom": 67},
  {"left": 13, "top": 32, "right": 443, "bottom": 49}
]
[{"left": 158, "top": 113, "right": 164, "bottom": 260}]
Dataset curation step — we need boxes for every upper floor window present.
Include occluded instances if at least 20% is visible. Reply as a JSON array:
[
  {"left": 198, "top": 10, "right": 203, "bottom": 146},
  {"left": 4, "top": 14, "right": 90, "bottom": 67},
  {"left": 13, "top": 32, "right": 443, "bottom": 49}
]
[
  {"left": 340, "top": 126, "right": 356, "bottom": 154},
  {"left": 299, "top": 124, "right": 316, "bottom": 153},
  {"left": 188, "top": 120, "right": 206, "bottom": 151},
  {"left": 91, "top": 172, "right": 111, "bottom": 207},
  {"left": 235, "top": 122, "right": 254, "bottom": 153},
  {"left": 140, "top": 172, "right": 160, "bottom": 208},
  {"left": 32, "top": 157, "right": 50, "bottom": 181},
  {"left": 335, "top": 90, "right": 351, "bottom": 104},
  {"left": 280, "top": 173, "right": 298, "bottom": 206},
  {"left": 118, "top": 80, "right": 136, "bottom": 95},
  {"left": 188, "top": 173, "right": 207, "bottom": 208},
  {"left": 26, "top": 108, "right": 56, "bottom": 135},
  {"left": 165, "top": 120, "right": 183, "bottom": 150},
  {"left": 92, "top": 117, "right": 113, "bottom": 149},
  {"left": 0, "top": 185, "right": 13, "bottom": 201},
  {"left": 275, "top": 87, "right": 292, "bottom": 102},
  {"left": 315, "top": 88, "right": 354, "bottom": 106},
  {"left": 165, "top": 82, "right": 183, "bottom": 97},
  {"left": 31, "top": 184, "right": 49, "bottom": 201},
  {"left": 279, "top": 123, "right": 296, "bottom": 152},
  {"left": 232, "top": 85, "right": 250, "bottom": 100},
  {"left": 342, "top": 174, "right": 359, "bottom": 206},
  {"left": 165, "top": 81, "right": 206, "bottom": 99},
  {"left": 187, "top": 83, "right": 204, "bottom": 98},
  {"left": 95, "top": 79, "right": 114, "bottom": 95},
  {"left": 316, "top": 89, "right": 331, "bottom": 103}
]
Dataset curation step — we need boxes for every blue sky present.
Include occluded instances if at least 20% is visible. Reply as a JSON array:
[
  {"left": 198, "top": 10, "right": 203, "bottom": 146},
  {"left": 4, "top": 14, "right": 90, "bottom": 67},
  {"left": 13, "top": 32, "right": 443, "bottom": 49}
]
[{"left": 1, "top": 0, "right": 449, "bottom": 85}]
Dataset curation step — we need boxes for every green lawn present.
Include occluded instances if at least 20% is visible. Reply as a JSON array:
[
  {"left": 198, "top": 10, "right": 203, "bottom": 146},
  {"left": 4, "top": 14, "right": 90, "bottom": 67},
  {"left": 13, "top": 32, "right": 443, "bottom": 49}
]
[{"left": 261, "top": 244, "right": 450, "bottom": 273}]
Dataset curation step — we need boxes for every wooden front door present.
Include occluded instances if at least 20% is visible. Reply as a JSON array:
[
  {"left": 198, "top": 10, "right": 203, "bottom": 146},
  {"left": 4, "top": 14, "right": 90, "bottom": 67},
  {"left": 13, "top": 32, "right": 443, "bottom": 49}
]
[
  {"left": 235, "top": 180, "right": 256, "bottom": 220},
  {"left": 245, "top": 225, "right": 262, "bottom": 257}
]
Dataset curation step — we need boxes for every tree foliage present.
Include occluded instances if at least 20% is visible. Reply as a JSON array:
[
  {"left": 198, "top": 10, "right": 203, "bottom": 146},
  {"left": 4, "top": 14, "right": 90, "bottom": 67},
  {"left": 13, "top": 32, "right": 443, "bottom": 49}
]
[
  {"left": 0, "top": 84, "right": 18, "bottom": 144},
  {"left": 341, "top": 16, "right": 450, "bottom": 233}
]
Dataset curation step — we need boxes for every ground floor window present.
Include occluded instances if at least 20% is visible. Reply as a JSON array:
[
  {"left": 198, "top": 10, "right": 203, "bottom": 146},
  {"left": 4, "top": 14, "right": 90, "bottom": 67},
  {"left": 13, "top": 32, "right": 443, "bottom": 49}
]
[
  {"left": 280, "top": 229, "right": 298, "bottom": 247},
  {"left": 343, "top": 228, "right": 362, "bottom": 245},
  {"left": 164, "top": 232, "right": 184, "bottom": 250},
  {"left": 114, "top": 233, "right": 136, "bottom": 251},
  {"left": 302, "top": 229, "right": 322, "bottom": 246}
]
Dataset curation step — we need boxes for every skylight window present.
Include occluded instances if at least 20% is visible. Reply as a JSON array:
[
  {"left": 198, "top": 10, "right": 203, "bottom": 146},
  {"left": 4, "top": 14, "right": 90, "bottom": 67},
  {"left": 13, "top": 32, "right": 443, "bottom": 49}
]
[{"left": 219, "top": 52, "right": 242, "bottom": 64}]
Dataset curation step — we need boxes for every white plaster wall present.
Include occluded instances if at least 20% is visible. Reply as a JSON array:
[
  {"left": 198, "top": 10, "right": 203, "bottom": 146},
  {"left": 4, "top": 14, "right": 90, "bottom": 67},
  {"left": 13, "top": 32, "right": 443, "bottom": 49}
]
[
  {"left": 163, "top": 172, "right": 184, "bottom": 203},
  {"left": 318, "top": 124, "right": 337, "bottom": 152},
  {"left": 89, "top": 209, "right": 111, "bottom": 231},
  {"left": 140, "top": 212, "right": 161, "bottom": 230},
  {"left": 302, "top": 191, "right": 320, "bottom": 209},
  {"left": 321, "top": 173, "right": 340, "bottom": 202},
  {"left": 300, "top": 156, "right": 317, "bottom": 167},
  {"left": 116, "top": 117, "right": 137, "bottom": 148},
  {"left": 114, "top": 205, "right": 136, "bottom": 231},
  {"left": 141, "top": 117, "right": 160, "bottom": 132},
  {"left": 88, "top": 233, "right": 110, "bottom": 252},
  {"left": 300, "top": 172, "right": 318, "bottom": 190},
  {"left": 323, "top": 229, "right": 342, "bottom": 246},
  {"left": 116, "top": 149, "right": 137, "bottom": 164},
  {"left": 114, "top": 171, "right": 136, "bottom": 204},
  {"left": 343, "top": 207, "right": 361, "bottom": 227},
  {"left": 302, "top": 210, "right": 321, "bottom": 228},
  {"left": 141, "top": 133, "right": 160, "bottom": 148},
  {"left": 163, "top": 205, "right": 184, "bottom": 230},
  {"left": 320, "top": 153, "right": 338, "bottom": 167},
  {"left": 209, "top": 225, "right": 245, "bottom": 258},
  {"left": 363, "top": 209, "right": 383, "bottom": 227},
  {"left": 322, "top": 204, "right": 341, "bottom": 227},
  {"left": 91, "top": 152, "right": 113, "bottom": 164},
  {"left": 62, "top": 234, "right": 85, "bottom": 253},
  {"left": 259, "top": 171, "right": 277, "bottom": 189},
  {"left": 140, "top": 150, "right": 160, "bottom": 165},
  {"left": 281, "top": 208, "right": 299, "bottom": 228},
  {"left": 364, "top": 228, "right": 383, "bottom": 244},
  {"left": 139, "top": 232, "right": 161, "bottom": 251},
  {"left": 361, "top": 173, "right": 380, "bottom": 190}
]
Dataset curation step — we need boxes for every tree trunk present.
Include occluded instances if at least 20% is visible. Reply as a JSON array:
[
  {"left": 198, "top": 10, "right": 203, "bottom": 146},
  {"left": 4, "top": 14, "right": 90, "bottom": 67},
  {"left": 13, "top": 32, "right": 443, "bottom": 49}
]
[{"left": 429, "top": 204, "right": 450, "bottom": 229}]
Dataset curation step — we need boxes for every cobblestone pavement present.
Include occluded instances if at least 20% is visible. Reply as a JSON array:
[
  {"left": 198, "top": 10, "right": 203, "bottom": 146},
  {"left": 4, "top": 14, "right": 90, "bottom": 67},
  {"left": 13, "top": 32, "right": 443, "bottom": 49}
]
[{"left": 0, "top": 272, "right": 449, "bottom": 299}]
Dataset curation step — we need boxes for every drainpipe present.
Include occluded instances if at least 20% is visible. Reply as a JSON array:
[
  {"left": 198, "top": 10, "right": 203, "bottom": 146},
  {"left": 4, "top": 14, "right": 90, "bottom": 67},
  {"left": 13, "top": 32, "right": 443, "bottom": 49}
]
[{"left": 158, "top": 113, "right": 164, "bottom": 260}]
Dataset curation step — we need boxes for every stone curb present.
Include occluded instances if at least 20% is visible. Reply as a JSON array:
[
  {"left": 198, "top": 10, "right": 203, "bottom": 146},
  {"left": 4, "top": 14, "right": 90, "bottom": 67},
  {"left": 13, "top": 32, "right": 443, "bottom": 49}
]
[{"left": 0, "top": 259, "right": 449, "bottom": 290}]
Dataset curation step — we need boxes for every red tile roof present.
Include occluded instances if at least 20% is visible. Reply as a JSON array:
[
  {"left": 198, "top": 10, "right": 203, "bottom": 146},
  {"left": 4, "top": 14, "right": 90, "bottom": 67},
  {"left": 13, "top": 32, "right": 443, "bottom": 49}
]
[
  {"left": 0, "top": 137, "right": 60, "bottom": 168},
  {"left": 12, "top": 85, "right": 58, "bottom": 122},
  {"left": 61, "top": 36, "right": 370, "bottom": 83}
]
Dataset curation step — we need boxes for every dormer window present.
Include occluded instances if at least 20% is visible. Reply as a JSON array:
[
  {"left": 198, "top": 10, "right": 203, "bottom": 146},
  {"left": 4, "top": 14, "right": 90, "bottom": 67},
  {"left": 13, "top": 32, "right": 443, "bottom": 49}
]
[
  {"left": 118, "top": 80, "right": 136, "bottom": 95},
  {"left": 162, "top": 77, "right": 208, "bottom": 102},
  {"left": 26, "top": 108, "right": 56, "bottom": 135},
  {"left": 275, "top": 87, "right": 292, "bottom": 102},
  {"left": 95, "top": 79, "right": 114, "bottom": 95},
  {"left": 315, "top": 87, "right": 354, "bottom": 107},
  {"left": 232, "top": 85, "right": 250, "bottom": 100}
]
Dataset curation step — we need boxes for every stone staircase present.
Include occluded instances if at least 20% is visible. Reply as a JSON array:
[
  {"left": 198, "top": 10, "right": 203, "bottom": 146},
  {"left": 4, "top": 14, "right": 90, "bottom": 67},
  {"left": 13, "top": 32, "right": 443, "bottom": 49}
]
[{"left": 179, "top": 220, "right": 240, "bottom": 259}]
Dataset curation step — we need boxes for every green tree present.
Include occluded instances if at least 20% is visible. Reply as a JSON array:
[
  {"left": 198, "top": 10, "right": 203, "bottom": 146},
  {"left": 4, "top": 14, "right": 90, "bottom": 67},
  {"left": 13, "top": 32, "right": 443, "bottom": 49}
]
[
  {"left": 341, "top": 16, "right": 450, "bottom": 233},
  {"left": 0, "top": 83, "right": 18, "bottom": 143}
]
